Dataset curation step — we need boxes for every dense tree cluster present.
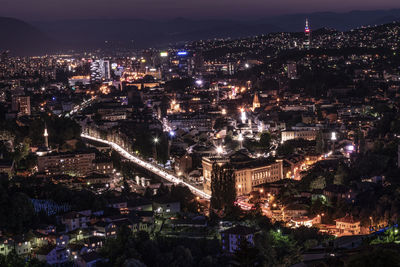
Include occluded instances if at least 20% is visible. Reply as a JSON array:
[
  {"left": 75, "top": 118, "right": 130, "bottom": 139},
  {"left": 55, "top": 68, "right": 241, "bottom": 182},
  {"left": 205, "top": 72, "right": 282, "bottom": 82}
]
[
  {"left": 0, "top": 175, "right": 36, "bottom": 234},
  {"left": 210, "top": 163, "right": 237, "bottom": 216},
  {"left": 99, "top": 226, "right": 221, "bottom": 267}
]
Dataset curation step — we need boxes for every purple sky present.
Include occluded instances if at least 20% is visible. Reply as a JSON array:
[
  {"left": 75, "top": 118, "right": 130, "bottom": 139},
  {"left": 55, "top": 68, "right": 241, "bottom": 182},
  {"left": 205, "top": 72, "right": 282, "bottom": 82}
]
[{"left": 1, "top": 0, "right": 400, "bottom": 21}]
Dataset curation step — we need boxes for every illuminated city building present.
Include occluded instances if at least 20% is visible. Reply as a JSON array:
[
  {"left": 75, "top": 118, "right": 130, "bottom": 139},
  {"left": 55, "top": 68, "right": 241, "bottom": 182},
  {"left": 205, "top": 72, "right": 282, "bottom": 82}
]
[
  {"left": 202, "top": 152, "right": 284, "bottom": 196},
  {"left": 252, "top": 92, "right": 260, "bottom": 110},
  {"left": 281, "top": 130, "right": 318, "bottom": 143},
  {"left": 11, "top": 95, "right": 31, "bottom": 116},
  {"left": 287, "top": 61, "right": 297, "bottom": 79},
  {"left": 90, "top": 59, "right": 111, "bottom": 82},
  {"left": 37, "top": 152, "right": 96, "bottom": 177}
]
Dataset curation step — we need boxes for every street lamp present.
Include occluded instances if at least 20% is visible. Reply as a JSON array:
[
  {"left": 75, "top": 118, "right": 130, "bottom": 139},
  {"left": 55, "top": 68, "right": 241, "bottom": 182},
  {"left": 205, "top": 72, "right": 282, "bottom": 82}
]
[{"left": 153, "top": 137, "right": 159, "bottom": 162}]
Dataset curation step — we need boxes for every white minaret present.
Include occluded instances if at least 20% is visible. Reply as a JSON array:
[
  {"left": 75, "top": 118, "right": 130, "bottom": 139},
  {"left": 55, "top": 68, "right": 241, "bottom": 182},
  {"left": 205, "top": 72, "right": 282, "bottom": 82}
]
[{"left": 44, "top": 124, "right": 49, "bottom": 149}]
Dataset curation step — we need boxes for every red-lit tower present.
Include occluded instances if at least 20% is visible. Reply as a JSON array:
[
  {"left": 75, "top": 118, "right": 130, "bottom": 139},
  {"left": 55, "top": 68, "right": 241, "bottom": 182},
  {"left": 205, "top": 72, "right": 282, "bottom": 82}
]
[{"left": 304, "top": 18, "right": 311, "bottom": 49}]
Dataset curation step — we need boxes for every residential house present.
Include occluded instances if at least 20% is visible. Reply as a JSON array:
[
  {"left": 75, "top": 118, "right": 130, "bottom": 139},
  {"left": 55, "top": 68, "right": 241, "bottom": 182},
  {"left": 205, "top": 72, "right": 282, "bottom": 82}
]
[
  {"left": 83, "top": 236, "right": 104, "bottom": 252},
  {"left": 221, "top": 225, "right": 258, "bottom": 253},
  {"left": 0, "top": 237, "right": 13, "bottom": 256},
  {"left": 61, "top": 211, "right": 90, "bottom": 232},
  {"left": 35, "top": 245, "right": 69, "bottom": 265},
  {"left": 153, "top": 197, "right": 180, "bottom": 214},
  {"left": 93, "top": 221, "right": 117, "bottom": 238},
  {"left": 335, "top": 214, "right": 361, "bottom": 236}
]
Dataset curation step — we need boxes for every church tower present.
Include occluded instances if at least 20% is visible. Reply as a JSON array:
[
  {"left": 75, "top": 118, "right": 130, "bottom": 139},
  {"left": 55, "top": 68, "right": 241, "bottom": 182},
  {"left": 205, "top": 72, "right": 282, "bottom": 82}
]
[{"left": 253, "top": 92, "right": 260, "bottom": 110}]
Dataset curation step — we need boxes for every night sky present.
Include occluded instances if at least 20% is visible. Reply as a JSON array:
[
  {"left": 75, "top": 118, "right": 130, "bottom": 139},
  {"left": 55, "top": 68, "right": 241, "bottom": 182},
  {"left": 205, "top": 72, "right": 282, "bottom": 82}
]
[{"left": 1, "top": 0, "right": 400, "bottom": 21}]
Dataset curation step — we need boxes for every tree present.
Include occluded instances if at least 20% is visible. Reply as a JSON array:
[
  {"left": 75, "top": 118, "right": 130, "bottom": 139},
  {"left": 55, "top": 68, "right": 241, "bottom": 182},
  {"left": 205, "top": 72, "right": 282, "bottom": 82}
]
[
  {"left": 253, "top": 230, "right": 301, "bottom": 267},
  {"left": 121, "top": 162, "right": 136, "bottom": 181},
  {"left": 334, "top": 163, "right": 349, "bottom": 185},
  {"left": 170, "top": 185, "right": 199, "bottom": 213},
  {"left": 123, "top": 258, "right": 146, "bottom": 267},
  {"left": 0, "top": 251, "right": 48, "bottom": 267},
  {"left": 137, "top": 240, "right": 160, "bottom": 266},
  {"left": 315, "top": 131, "right": 325, "bottom": 154},
  {"left": 277, "top": 142, "right": 294, "bottom": 156},
  {"left": 234, "top": 237, "right": 259, "bottom": 267},
  {"left": 111, "top": 150, "right": 121, "bottom": 170},
  {"left": 355, "top": 129, "right": 366, "bottom": 155},
  {"left": 156, "top": 183, "right": 170, "bottom": 197},
  {"left": 13, "top": 137, "right": 30, "bottom": 164},
  {"left": 199, "top": 256, "right": 219, "bottom": 267},
  {"left": 213, "top": 117, "right": 227, "bottom": 130},
  {"left": 3, "top": 192, "right": 36, "bottom": 234},
  {"left": 210, "top": 163, "right": 236, "bottom": 215},
  {"left": 170, "top": 245, "right": 194, "bottom": 267},
  {"left": 346, "top": 246, "right": 400, "bottom": 267},
  {"left": 156, "top": 133, "right": 169, "bottom": 164},
  {"left": 310, "top": 176, "right": 326, "bottom": 190},
  {"left": 259, "top": 132, "right": 271, "bottom": 150},
  {"left": 100, "top": 225, "right": 141, "bottom": 266}
]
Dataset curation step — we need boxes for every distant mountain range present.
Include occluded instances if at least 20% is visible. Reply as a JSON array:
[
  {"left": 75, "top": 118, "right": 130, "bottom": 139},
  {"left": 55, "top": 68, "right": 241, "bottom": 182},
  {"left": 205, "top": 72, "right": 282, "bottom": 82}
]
[
  {"left": 0, "top": 17, "right": 59, "bottom": 56},
  {"left": 3, "top": 9, "right": 400, "bottom": 55}
]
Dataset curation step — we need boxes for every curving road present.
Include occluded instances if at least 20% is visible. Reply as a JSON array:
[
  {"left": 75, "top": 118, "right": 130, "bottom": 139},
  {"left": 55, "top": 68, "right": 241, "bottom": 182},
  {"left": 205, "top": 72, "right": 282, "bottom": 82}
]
[{"left": 81, "top": 133, "right": 211, "bottom": 200}]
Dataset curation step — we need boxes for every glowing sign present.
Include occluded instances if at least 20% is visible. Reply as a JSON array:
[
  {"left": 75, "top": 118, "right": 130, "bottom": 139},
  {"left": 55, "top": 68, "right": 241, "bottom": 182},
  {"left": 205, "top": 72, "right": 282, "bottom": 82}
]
[
  {"left": 160, "top": 52, "right": 168, "bottom": 57},
  {"left": 111, "top": 63, "right": 118, "bottom": 70},
  {"left": 177, "top": 51, "right": 188, "bottom": 56}
]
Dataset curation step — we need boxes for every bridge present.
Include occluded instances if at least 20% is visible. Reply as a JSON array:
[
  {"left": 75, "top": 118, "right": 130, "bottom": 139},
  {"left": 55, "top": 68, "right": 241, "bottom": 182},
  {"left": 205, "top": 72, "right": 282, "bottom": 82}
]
[{"left": 81, "top": 133, "right": 211, "bottom": 200}]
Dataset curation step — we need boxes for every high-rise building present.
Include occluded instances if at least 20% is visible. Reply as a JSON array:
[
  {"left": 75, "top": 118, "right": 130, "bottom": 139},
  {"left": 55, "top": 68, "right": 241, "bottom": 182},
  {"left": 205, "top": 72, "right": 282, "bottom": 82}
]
[
  {"left": 287, "top": 61, "right": 297, "bottom": 79},
  {"left": 176, "top": 51, "right": 193, "bottom": 76},
  {"left": 90, "top": 59, "right": 111, "bottom": 82},
  {"left": 102, "top": 60, "right": 111, "bottom": 80},
  {"left": 11, "top": 96, "right": 31, "bottom": 116},
  {"left": 304, "top": 18, "right": 311, "bottom": 49}
]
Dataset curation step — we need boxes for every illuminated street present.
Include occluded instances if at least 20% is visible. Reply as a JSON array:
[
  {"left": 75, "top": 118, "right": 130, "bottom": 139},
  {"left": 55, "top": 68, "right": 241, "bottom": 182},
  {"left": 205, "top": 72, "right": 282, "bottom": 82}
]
[{"left": 81, "top": 133, "right": 211, "bottom": 199}]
